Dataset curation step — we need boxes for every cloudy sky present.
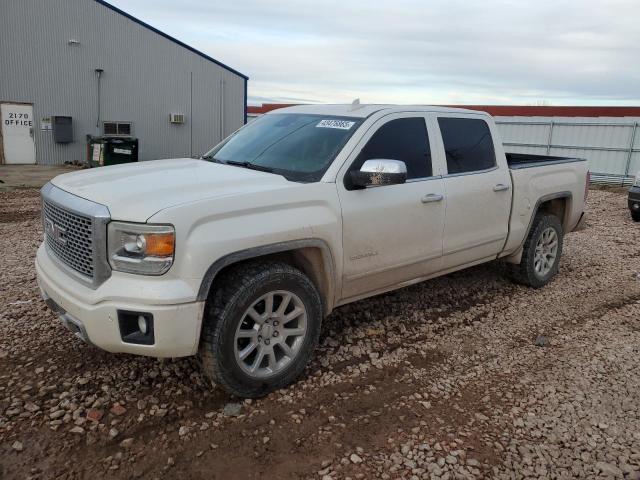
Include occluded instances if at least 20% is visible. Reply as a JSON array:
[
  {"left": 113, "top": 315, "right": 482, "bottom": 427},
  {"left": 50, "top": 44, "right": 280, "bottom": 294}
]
[{"left": 109, "top": 0, "right": 640, "bottom": 106}]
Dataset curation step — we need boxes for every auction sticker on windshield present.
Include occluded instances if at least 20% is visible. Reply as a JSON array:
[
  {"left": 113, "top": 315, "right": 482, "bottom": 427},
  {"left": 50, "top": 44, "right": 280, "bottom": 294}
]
[{"left": 316, "top": 119, "right": 356, "bottom": 130}]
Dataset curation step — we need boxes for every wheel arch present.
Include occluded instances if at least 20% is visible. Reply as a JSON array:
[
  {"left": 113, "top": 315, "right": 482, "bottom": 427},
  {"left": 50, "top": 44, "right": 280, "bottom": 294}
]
[
  {"left": 505, "top": 191, "right": 571, "bottom": 264},
  {"left": 197, "top": 239, "right": 336, "bottom": 316}
]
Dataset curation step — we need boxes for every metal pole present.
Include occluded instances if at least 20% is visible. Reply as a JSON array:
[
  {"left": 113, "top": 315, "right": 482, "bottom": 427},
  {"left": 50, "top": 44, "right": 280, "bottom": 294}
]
[
  {"left": 219, "top": 77, "right": 225, "bottom": 141},
  {"left": 546, "top": 121, "right": 554, "bottom": 155},
  {"left": 623, "top": 121, "right": 638, "bottom": 181}
]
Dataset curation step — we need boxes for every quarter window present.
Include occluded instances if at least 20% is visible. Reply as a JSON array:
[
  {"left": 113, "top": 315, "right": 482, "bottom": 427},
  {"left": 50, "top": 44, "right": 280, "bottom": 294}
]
[
  {"left": 438, "top": 117, "right": 496, "bottom": 174},
  {"left": 351, "top": 117, "right": 432, "bottom": 180}
]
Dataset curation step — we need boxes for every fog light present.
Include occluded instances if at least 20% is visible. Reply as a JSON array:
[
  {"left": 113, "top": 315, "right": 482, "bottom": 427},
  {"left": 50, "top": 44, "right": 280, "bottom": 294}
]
[
  {"left": 117, "top": 310, "right": 154, "bottom": 345},
  {"left": 138, "top": 315, "right": 148, "bottom": 335},
  {"left": 633, "top": 203, "right": 640, "bottom": 210}
]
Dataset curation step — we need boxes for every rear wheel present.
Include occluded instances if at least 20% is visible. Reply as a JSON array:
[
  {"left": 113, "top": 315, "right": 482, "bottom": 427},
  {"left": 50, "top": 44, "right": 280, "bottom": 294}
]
[
  {"left": 199, "top": 261, "right": 322, "bottom": 398},
  {"left": 510, "top": 213, "right": 563, "bottom": 288}
]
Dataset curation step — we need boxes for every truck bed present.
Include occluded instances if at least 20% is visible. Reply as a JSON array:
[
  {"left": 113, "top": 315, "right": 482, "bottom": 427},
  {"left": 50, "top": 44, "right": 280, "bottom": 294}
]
[{"left": 506, "top": 152, "right": 585, "bottom": 169}]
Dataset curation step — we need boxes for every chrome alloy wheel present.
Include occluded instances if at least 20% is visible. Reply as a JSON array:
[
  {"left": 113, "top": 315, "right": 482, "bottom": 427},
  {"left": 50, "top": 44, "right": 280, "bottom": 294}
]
[
  {"left": 234, "top": 290, "right": 308, "bottom": 379},
  {"left": 534, "top": 227, "right": 558, "bottom": 277}
]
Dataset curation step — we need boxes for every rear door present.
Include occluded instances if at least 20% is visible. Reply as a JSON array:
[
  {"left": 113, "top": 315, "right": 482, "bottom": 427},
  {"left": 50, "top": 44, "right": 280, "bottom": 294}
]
[
  {"left": 433, "top": 114, "right": 511, "bottom": 269},
  {"left": 337, "top": 113, "right": 446, "bottom": 300}
]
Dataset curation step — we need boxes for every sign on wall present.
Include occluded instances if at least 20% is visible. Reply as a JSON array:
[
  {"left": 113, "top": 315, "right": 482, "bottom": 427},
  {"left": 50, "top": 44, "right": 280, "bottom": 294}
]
[{"left": 41, "top": 116, "right": 52, "bottom": 131}]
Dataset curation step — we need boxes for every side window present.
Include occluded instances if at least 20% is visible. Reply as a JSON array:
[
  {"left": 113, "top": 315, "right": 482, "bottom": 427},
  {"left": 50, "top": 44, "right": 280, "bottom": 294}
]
[
  {"left": 438, "top": 117, "right": 496, "bottom": 175},
  {"left": 351, "top": 117, "right": 432, "bottom": 180}
]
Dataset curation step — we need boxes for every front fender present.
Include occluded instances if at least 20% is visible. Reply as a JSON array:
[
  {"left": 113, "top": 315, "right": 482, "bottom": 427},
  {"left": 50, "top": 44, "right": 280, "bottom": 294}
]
[{"left": 148, "top": 182, "right": 343, "bottom": 309}]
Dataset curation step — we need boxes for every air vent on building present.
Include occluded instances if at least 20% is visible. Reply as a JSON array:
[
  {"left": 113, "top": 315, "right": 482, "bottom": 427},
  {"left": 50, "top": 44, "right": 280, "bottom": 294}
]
[{"left": 169, "top": 113, "right": 185, "bottom": 124}]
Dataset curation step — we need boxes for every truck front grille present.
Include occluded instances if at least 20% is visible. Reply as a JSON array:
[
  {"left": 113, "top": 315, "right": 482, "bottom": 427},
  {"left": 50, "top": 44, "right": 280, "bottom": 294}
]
[
  {"left": 40, "top": 183, "right": 111, "bottom": 289},
  {"left": 43, "top": 200, "right": 94, "bottom": 278}
]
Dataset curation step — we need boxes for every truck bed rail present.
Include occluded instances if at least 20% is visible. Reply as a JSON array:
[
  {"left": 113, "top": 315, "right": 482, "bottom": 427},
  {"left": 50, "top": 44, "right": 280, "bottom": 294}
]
[{"left": 506, "top": 152, "right": 586, "bottom": 170}]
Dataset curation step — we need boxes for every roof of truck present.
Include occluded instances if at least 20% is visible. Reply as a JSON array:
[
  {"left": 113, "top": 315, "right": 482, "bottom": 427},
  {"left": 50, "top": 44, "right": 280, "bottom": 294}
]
[{"left": 268, "top": 104, "right": 487, "bottom": 118}]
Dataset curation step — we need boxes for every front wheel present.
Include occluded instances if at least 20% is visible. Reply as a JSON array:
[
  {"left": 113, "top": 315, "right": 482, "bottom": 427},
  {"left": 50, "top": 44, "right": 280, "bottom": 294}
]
[
  {"left": 510, "top": 213, "right": 564, "bottom": 288},
  {"left": 631, "top": 211, "right": 640, "bottom": 222},
  {"left": 199, "top": 261, "right": 322, "bottom": 398}
]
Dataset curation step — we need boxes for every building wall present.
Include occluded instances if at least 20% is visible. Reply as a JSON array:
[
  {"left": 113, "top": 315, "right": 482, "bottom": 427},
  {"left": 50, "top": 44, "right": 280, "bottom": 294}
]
[{"left": 0, "top": 0, "right": 247, "bottom": 165}]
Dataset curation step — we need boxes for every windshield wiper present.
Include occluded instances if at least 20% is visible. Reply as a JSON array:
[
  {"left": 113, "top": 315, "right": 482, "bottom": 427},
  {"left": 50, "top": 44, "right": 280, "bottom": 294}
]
[
  {"left": 224, "top": 160, "right": 274, "bottom": 173},
  {"left": 201, "top": 154, "right": 223, "bottom": 163}
]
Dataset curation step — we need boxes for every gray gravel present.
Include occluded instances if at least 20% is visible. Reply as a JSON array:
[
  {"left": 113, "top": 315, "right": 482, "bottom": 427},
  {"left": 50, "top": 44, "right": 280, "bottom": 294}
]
[{"left": 0, "top": 188, "right": 639, "bottom": 479}]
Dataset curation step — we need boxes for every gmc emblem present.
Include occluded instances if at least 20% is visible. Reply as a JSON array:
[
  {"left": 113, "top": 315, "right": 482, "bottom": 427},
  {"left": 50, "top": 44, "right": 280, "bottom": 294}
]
[{"left": 45, "top": 218, "right": 67, "bottom": 246}]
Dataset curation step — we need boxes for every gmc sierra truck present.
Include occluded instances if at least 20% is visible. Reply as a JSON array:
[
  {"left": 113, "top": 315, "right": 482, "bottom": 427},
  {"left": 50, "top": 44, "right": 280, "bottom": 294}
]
[{"left": 36, "top": 105, "right": 589, "bottom": 397}]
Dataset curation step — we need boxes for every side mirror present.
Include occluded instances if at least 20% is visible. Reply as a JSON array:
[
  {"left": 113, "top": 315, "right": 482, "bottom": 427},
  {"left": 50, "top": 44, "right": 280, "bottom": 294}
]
[{"left": 350, "top": 159, "right": 407, "bottom": 189}]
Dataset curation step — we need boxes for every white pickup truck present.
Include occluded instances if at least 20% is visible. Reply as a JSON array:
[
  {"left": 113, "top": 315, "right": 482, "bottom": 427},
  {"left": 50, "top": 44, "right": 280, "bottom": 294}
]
[{"left": 36, "top": 105, "right": 588, "bottom": 397}]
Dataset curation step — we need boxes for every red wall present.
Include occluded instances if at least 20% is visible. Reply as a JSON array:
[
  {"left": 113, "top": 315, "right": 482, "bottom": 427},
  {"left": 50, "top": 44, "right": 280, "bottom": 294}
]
[{"left": 248, "top": 104, "right": 640, "bottom": 118}]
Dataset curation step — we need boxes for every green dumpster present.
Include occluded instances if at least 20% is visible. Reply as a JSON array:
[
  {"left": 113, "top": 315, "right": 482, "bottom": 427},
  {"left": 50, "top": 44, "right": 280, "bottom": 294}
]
[{"left": 88, "top": 136, "right": 139, "bottom": 167}]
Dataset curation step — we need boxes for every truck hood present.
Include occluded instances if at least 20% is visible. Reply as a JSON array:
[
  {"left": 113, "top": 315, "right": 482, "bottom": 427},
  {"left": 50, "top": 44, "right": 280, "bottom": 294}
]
[{"left": 51, "top": 158, "right": 293, "bottom": 222}]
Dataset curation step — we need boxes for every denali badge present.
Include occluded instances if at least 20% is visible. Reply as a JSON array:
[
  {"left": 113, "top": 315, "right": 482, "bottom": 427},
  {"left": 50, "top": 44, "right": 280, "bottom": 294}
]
[{"left": 45, "top": 218, "right": 67, "bottom": 246}]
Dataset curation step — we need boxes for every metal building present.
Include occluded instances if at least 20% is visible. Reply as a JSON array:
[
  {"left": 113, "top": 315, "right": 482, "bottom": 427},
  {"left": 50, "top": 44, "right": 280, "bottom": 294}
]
[{"left": 0, "top": 0, "right": 248, "bottom": 166}]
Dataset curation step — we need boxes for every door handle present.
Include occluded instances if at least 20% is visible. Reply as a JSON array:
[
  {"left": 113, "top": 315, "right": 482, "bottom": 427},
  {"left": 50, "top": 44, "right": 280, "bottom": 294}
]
[
  {"left": 421, "top": 193, "right": 444, "bottom": 203},
  {"left": 493, "top": 184, "right": 510, "bottom": 192}
]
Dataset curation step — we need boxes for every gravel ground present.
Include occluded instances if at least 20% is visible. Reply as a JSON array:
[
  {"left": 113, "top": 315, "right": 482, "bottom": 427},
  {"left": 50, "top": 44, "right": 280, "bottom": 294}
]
[{"left": 0, "top": 188, "right": 639, "bottom": 480}]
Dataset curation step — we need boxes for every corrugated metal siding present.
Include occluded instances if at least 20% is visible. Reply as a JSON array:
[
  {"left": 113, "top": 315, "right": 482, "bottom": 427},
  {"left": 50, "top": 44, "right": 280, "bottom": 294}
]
[
  {"left": 0, "top": 0, "right": 246, "bottom": 165},
  {"left": 496, "top": 116, "right": 640, "bottom": 182}
]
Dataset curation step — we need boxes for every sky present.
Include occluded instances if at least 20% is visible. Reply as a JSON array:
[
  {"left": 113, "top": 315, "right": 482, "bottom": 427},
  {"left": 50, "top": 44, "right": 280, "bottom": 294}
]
[{"left": 109, "top": 0, "right": 640, "bottom": 106}]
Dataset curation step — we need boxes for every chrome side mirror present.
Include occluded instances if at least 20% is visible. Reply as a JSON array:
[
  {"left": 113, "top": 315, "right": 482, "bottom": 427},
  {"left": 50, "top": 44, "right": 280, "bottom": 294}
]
[{"left": 350, "top": 159, "right": 407, "bottom": 189}]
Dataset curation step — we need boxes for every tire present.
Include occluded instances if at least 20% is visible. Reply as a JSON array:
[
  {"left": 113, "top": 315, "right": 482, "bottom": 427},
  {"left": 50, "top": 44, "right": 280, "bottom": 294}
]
[
  {"left": 199, "top": 261, "right": 322, "bottom": 398},
  {"left": 510, "top": 213, "right": 563, "bottom": 288},
  {"left": 632, "top": 211, "right": 640, "bottom": 222}
]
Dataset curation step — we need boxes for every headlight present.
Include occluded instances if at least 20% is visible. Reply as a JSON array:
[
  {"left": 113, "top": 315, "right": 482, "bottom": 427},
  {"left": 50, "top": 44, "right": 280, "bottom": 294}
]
[{"left": 108, "top": 222, "right": 175, "bottom": 275}]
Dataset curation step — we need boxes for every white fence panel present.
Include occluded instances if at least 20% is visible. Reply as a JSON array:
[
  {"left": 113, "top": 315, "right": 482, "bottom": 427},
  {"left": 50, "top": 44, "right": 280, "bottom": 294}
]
[{"left": 495, "top": 116, "right": 640, "bottom": 185}]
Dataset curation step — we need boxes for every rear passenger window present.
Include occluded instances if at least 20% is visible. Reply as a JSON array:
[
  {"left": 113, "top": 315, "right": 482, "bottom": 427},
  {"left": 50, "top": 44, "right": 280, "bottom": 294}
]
[
  {"left": 352, "top": 117, "right": 432, "bottom": 180},
  {"left": 438, "top": 117, "right": 496, "bottom": 174}
]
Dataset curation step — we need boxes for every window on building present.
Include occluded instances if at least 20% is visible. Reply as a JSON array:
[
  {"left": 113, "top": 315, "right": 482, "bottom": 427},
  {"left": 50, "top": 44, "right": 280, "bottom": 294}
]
[
  {"left": 351, "top": 117, "right": 432, "bottom": 180},
  {"left": 437, "top": 117, "right": 496, "bottom": 174},
  {"left": 103, "top": 122, "right": 132, "bottom": 136}
]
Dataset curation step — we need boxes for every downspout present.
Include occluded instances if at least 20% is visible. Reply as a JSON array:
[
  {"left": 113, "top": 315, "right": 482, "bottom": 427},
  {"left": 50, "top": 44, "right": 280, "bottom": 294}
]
[
  {"left": 219, "top": 76, "right": 225, "bottom": 140},
  {"left": 94, "top": 68, "right": 104, "bottom": 135}
]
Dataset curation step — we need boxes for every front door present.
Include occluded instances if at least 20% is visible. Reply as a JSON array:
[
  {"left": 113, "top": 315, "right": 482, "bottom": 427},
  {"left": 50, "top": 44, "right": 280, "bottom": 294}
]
[
  {"left": 1, "top": 103, "right": 36, "bottom": 164},
  {"left": 337, "top": 113, "right": 446, "bottom": 300}
]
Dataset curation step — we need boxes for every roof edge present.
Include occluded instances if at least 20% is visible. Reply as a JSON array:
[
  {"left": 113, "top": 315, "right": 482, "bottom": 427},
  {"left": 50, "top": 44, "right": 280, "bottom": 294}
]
[
  {"left": 94, "top": 0, "right": 249, "bottom": 80},
  {"left": 248, "top": 103, "right": 640, "bottom": 118}
]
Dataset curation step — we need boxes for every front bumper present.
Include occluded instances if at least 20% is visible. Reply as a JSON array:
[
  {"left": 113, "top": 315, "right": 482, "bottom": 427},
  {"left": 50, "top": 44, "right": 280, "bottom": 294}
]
[
  {"left": 36, "top": 244, "right": 205, "bottom": 358},
  {"left": 628, "top": 186, "right": 640, "bottom": 213}
]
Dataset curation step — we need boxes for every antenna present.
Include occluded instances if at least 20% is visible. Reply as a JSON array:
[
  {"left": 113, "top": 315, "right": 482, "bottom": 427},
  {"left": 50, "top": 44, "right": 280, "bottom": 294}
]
[{"left": 350, "top": 98, "right": 363, "bottom": 111}]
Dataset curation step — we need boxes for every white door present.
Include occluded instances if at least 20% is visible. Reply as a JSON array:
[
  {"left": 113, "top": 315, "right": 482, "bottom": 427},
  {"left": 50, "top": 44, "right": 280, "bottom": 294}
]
[
  {"left": 1, "top": 103, "right": 36, "bottom": 164},
  {"left": 337, "top": 113, "right": 446, "bottom": 300},
  {"left": 434, "top": 114, "right": 512, "bottom": 269}
]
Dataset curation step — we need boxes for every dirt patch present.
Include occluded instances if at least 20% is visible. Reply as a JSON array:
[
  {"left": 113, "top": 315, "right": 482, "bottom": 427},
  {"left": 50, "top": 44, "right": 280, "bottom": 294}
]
[{"left": 1, "top": 188, "right": 640, "bottom": 479}]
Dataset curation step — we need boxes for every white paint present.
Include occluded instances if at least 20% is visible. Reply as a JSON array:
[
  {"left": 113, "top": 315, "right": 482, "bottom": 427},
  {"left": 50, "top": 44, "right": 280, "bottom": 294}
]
[
  {"left": 1, "top": 103, "right": 36, "bottom": 164},
  {"left": 91, "top": 144, "right": 102, "bottom": 164},
  {"left": 37, "top": 105, "right": 589, "bottom": 359}
]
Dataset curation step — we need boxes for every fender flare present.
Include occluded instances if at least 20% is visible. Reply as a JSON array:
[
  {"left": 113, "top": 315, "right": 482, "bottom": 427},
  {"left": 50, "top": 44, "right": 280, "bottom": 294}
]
[
  {"left": 504, "top": 191, "right": 572, "bottom": 264},
  {"left": 196, "top": 238, "right": 337, "bottom": 309}
]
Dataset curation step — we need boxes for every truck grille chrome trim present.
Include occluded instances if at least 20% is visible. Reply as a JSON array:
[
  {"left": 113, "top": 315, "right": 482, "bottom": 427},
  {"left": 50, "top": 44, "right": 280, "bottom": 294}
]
[
  {"left": 41, "top": 182, "right": 111, "bottom": 289},
  {"left": 43, "top": 200, "right": 94, "bottom": 277}
]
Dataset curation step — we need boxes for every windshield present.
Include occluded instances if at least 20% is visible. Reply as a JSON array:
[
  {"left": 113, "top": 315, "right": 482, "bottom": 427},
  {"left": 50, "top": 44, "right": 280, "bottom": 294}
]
[{"left": 203, "top": 113, "right": 363, "bottom": 182}]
